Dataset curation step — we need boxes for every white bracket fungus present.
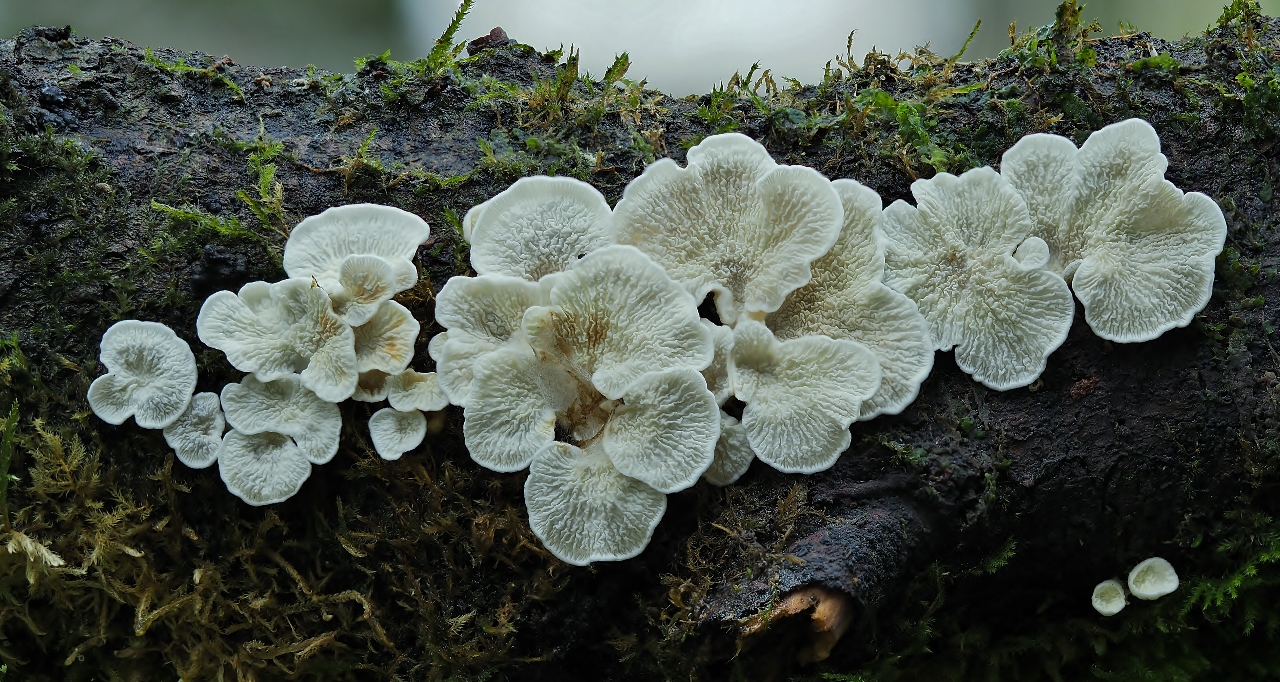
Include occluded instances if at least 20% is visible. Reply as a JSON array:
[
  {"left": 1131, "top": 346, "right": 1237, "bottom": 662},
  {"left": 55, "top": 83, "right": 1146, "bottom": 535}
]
[
  {"left": 703, "top": 412, "right": 754, "bottom": 486},
  {"left": 1127, "top": 556, "right": 1179, "bottom": 600},
  {"left": 353, "top": 300, "right": 420, "bottom": 375},
  {"left": 524, "top": 442, "right": 667, "bottom": 566},
  {"left": 600, "top": 369, "right": 718, "bottom": 494},
  {"left": 386, "top": 369, "right": 450, "bottom": 412},
  {"left": 767, "top": 179, "right": 935, "bottom": 419},
  {"left": 162, "top": 392, "right": 225, "bottom": 469},
  {"left": 464, "top": 175, "right": 615, "bottom": 281},
  {"left": 197, "top": 278, "right": 358, "bottom": 403},
  {"left": 880, "top": 166, "right": 1075, "bottom": 390},
  {"left": 220, "top": 374, "right": 342, "bottom": 465},
  {"left": 1091, "top": 579, "right": 1128, "bottom": 616},
  {"left": 218, "top": 430, "right": 312, "bottom": 506},
  {"left": 462, "top": 345, "right": 578, "bottom": 472},
  {"left": 88, "top": 320, "right": 198, "bottom": 429},
  {"left": 613, "top": 132, "right": 843, "bottom": 326},
  {"left": 731, "top": 319, "right": 881, "bottom": 474},
  {"left": 351, "top": 370, "right": 391, "bottom": 403},
  {"left": 368, "top": 407, "right": 427, "bottom": 460},
  {"left": 1000, "top": 118, "right": 1227, "bottom": 342}
]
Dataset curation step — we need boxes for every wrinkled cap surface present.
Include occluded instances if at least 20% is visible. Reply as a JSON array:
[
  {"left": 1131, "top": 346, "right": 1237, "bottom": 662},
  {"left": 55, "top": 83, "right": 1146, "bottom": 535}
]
[
  {"left": 328, "top": 254, "right": 398, "bottom": 326},
  {"left": 613, "top": 133, "right": 842, "bottom": 326},
  {"left": 768, "top": 179, "right": 934, "bottom": 419},
  {"left": 162, "top": 392, "right": 225, "bottom": 469},
  {"left": 880, "top": 167, "right": 1075, "bottom": 390},
  {"left": 88, "top": 320, "right": 197, "bottom": 429},
  {"left": 466, "top": 175, "right": 615, "bottom": 281},
  {"left": 351, "top": 370, "right": 391, "bottom": 403},
  {"left": 283, "top": 203, "right": 429, "bottom": 293},
  {"left": 1000, "top": 118, "right": 1227, "bottom": 343},
  {"left": 1128, "top": 556, "right": 1179, "bottom": 600},
  {"left": 353, "top": 300, "right": 420, "bottom": 375},
  {"left": 463, "top": 345, "right": 577, "bottom": 472},
  {"left": 369, "top": 407, "right": 426, "bottom": 461},
  {"left": 601, "top": 369, "right": 718, "bottom": 493},
  {"left": 197, "top": 279, "right": 358, "bottom": 402},
  {"left": 1091, "top": 579, "right": 1127, "bottom": 616},
  {"left": 432, "top": 275, "right": 549, "bottom": 406},
  {"left": 731, "top": 320, "right": 881, "bottom": 474},
  {"left": 524, "top": 441, "right": 667, "bottom": 566},
  {"left": 220, "top": 374, "right": 342, "bottom": 465},
  {"left": 218, "top": 429, "right": 311, "bottom": 506},
  {"left": 703, "top": 411, "right": 754, "bottom": 486},
  {"left": 701, "top": 321, "right": 735, "bottom": 406},
  {"left": 387, "top": 370, "right": 450, "bottom": 412},
  {"left": 523, "top": 245, "right": 713, "bottom": 400}
]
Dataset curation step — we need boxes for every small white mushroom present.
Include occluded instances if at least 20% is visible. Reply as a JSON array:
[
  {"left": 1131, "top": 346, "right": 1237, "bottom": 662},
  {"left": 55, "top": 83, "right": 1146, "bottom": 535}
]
[
  {"left": 220, "top": 374, "right": 342, "bottom": 465},
  {"left": 524, "top": 441, "right": 667, "bottom": 566},
  {"left": 218, "top": 429, "right": 312, "bottom": 506},
  {"left": 351, "top": 370, "right": 391, "bottom": 403},
  {"left": 162, "top": 392, "right": 225, "bottom": 469},
  {"left": 880, "top": 166, "right": 1075, "bottom": 391},
  {"left": 601, "top": 368, "right": 719, "bottom": 494},
  {"left": 197, "top": 279, "right": 358, "bottom": 402},
  {"left": 327, "top": 253, "right": 399, "bottom": 326},
  {"left": 613, "top": 132, "right": 843, "bottom": 326},
  {"left": 1127, "top": 557, "right": 1179, "bottom": 600},
  {"left": 731, "top": 319, "right": 881, "bottom": 474},
  {"left": 353, "top": 300, "right": 420, "bottom": 375},
  {"left": 368, "top": 407, "right": 426, "bottom": 461},
  {"left": 387, "top": 370, "right": 449, "bottom": 412},
  {"left": 522, "top": 245, "right": 713, "bottom": 400},
  {"left": 703, "top": 412, "right": 755, "bottom": 486},
  {"left": 1091, "top": 578, "right": 1128, "bottom": 616},
  {"left": 462, "top": 345, "right": 578, "bottom": 472},
  {"left": 283, "top": 203, "right": 430, "bottom": 298},
  {"left": 768, "top": 178, "right": 935, "bottom": 419},
  {"left": 87, "top": 320, "right": 197, "bottom": 429},
  {"left": 1000, "top": 118, "right": 1227, "bottom": 343},
  {"left": 465, "top": 175, "right": 615, "bottom": 281}
]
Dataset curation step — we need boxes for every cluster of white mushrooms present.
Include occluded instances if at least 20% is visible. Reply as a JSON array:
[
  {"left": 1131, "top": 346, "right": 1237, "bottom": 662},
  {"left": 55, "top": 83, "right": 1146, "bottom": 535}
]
[
  {"left": 88, "top": 117, "right": 1226, "bottom": 566},
  {"left": 1092, "top": 557, "right": 1180, "bottom": 616},
  {"left": 88, "top": 205, "right": 444, "bottom": 505}
]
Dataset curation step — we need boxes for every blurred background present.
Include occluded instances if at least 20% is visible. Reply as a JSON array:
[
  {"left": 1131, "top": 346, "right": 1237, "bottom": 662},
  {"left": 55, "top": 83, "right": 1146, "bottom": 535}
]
[{"left": 1, "top": 0, "right": 1277, "bottom": 94}]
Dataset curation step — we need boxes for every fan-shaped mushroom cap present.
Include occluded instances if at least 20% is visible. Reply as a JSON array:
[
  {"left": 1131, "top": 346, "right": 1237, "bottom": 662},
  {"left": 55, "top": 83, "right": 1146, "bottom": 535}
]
[
  {"left": 283, "top": 203, "right": 429, "bottom": 294},
  {"left": 351, "top": 370, "right": 391, "bottom": 403},
  {"left": 1091, "top": 578, "right": 1127, "bottom": 616},
  {"left": 768, "top": 179, "right": 934, "bottom": 419},
  {"left": 218, "top": 429, "right": 311, "bottom": 506},
  {"left": 731, "top": 320, "right": 881, "bottom": 474},
  {"left": 523, "top": 245, "right": 713, "bottom": 400},
  {"left": 1000, "top": 118, "right": 1227, "bottom": 342},
  {"left": 197, "top": 279, "right": 358, "bottom": 402},
  {"left": 701, "top": 321, "right": 735, "bottom": 406},
  {"left": 220, "top": 374, "right": 342, "bottom": 465},
  {"left": 880, "top": 167, "right": 1075, "bottom": 391},
  {"left": 465, "top": 175, "right": 615, "bottom": 281},
  {"left": 162, "top": 392, "right": 225, "bottom": 469},
  {"left": 703, "top": 411, "right": 755, "bottom": 486},
  {"left": 524, "top": 441, "right": 667, "bottom": 566},
  {"left": 463, "top": 346, "right": 578, "bottom": 472},
  {"left": 432, "top": 275, "right": 549, "bottom": 406},
  {"left": 1127, "top": 557, "right": 1179, "bottom": 600},
  {"left": 327, "top": 254, "right": 399, "bottom": 326},
  {"left": 601, "top": 369, "right": 718, "bottom": 493},
  {"left": 387, "top": 370, "right": 449, "bottom": 412},
  {"left": 368, "top": 407, "right": 426, "bottom": 461},
  {"left": 88, "top": 320, "right": 197, "bottom": 429},
  {"left": 353, "top": 301, "right": 420, "bottom": 375},
  {"left": 613, "top": 133, "right": 843, "bottom": 326}
]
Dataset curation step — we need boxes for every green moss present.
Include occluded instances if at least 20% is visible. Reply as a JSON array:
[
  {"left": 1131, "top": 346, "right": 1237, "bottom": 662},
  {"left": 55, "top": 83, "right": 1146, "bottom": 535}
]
[
  {"left": 1130, "top": 53, "right": 1183, "bottom": 77},
  {"left": 143, "top": 47, "right": 246, "bottom": 102}
]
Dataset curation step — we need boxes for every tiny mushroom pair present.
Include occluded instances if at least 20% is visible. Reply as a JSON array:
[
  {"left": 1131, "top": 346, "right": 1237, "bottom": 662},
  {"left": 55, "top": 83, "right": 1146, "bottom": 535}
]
[{"left": 1092, "top": 557, "right": 1180, "bottom": 616}]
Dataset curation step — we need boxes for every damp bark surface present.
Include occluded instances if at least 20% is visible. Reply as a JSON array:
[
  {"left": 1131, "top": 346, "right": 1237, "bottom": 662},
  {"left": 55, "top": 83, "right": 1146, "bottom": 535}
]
[{"left": 2, "top": 5, "right": 1279, "bottom": 680}]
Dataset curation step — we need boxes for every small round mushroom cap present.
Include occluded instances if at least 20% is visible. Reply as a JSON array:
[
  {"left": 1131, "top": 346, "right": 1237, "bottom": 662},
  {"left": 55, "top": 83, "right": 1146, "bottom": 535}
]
[
  {"left": 351, "top": 370, "right": 391, "bottom": 403},
  {"left": 220, "top": 374, "right": 342, "bottom": 465},
  {"left": 387, "top": 370, "right": 449, "bottom": 412},
  {"left": 523, "top": 245, "right": 713, "bottom": 400},
  {"left": 601, "top": 369, "right": 718, "bottom": 493},
  {"left": 162, "top": 392, "right": 225, "bottom": 469},
  {"left": 1127, "top": 557, "right": 1179, "bottom": 600},
  {"left": 768, "top": 179, "right": 935, "bottom": 420},
  {"left": 197, "top": 279, "right": 358, "bottom": 402},
  {"left": 327, "top": 254, "right": 398, "bottom": 326},
  {"left": 703, "top": 411, "right": 755, "bottom": 486},
  {"left": 731, "top": 320, "right": 881, "bottom": 474},
  {"left": 88, "top": 320, "right": 198, "bottom": 429},
  {"left": 524, "top": 441, "right": 667, "bottom": 566},
  {"left": 433, "top": 275, "right": 549, "bottom": 406},
  {"left": 613, "top": 132, "right": 843, "bottom": 326},
  {"left": 218, "top": 429, "right": 311, "bottom": 506},
  {"left": 283, "top": 203, "right": 429, "bottom": 294},
  {"left": 368, "top": 407, "right": 426, "bottom": 461},
  {"left": 353, "top": 300, "right": 420, "bottom": 375},
  {"left": 465, "top": 175, "right": 615, "bottom": 281},
  {"left": 1091, "top": 579, "right": 1128, "bottom": 616},
  {"left": 463, "top": 346, "right": 578, "bottom": 472},
  {"left": 880, "top": 167, "right": 1075, "bottom": 391},
  {"left": 1000, "top": 119, "right": 1227, "bottom": 342}
]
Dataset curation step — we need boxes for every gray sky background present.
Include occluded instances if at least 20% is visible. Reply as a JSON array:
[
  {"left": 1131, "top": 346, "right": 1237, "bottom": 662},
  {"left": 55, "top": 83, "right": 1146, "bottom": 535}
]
[{"left": 2, "top": 0, "right": 1277, "bottom": 94}]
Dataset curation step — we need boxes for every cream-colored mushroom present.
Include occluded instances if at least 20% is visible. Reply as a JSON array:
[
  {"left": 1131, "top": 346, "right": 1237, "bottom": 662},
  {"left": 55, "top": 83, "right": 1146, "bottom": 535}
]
[{"left": 87, "top": 320, "right": 197, "bottom": 429}]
